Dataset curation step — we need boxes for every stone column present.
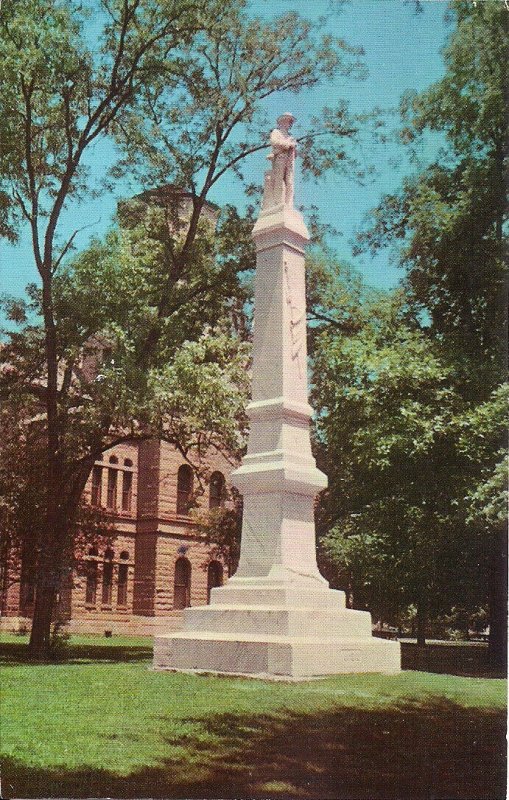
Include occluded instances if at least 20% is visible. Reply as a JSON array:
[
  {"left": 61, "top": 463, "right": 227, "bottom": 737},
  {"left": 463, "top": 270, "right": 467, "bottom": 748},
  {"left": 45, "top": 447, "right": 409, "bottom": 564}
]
[
  {"left": 230, "top": 203, "right": 327, "bottom": 590},
  {"left": 153, "top": 116, "right": 401, "bottom": 678}
]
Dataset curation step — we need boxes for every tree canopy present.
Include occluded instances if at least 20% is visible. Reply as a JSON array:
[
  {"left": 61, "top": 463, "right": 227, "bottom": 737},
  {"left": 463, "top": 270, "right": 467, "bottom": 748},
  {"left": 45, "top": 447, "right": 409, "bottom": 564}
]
[
  {"left": 313, "top": 290, "right": 506, "bottom": 635},
  {"left": 316, "top": 1, "right": 507, "bottom": 655},
  {"left": 356, "top": 0, "right": 507, "bottom": 366}
]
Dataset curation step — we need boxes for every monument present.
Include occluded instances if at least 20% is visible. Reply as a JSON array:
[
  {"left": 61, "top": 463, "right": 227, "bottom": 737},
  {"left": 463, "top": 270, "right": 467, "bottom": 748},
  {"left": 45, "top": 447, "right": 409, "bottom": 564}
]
[{"left": 153, "top": 114, "right": 401, "bottom": 677}]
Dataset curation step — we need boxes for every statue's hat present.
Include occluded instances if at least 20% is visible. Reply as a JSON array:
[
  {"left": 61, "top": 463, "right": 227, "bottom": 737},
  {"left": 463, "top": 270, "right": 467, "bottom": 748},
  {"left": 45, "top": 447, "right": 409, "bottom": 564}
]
[{"left": 277, "top": 112, "right": 296, "bottom": 124}]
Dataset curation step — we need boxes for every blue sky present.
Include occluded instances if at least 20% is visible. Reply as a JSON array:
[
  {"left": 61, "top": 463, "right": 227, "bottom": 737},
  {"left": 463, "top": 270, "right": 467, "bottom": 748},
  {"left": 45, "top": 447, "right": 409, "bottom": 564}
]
[{"left": 1, "top": 0, "right": 450, "bottom": 300}]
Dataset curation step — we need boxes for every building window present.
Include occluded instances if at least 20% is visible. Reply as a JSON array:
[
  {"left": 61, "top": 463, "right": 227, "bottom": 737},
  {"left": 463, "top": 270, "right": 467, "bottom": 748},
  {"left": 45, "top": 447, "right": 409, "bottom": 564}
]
[
  {"left": 91, "top": 466, "right": 102, "bottom": 506},
  {"left": 173, "top": 557, "right": 191, "bottom": 610},
  {"left": 209, "top": 472, "right": 225, "bottom": 509},
  {"left": 176, "top": 465, "right": 193, "bottom": 515},
  {"left": 117, "top": 564, "right": 128, "bottom": 606},
  {"left": 107, "top": 468, "right": 117, "bottom": 509},
  {"left": 102, "top": 548, "right": 114, "bottom": 605},
  {"left": 207, "top": 560, "right": 223, "bottom": 603},
  {"left": 85, "top": 561, "right": 98, "bottom": 605},
  {"left": 122, "top": 469, "right": 133, "bottom": 512}
]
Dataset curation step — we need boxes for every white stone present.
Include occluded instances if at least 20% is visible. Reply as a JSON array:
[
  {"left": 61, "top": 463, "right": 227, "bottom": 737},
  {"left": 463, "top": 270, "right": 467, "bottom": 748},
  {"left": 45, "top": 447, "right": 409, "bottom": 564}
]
[{"left": 153, "top": 117, "right": 401, "bottom": 678}]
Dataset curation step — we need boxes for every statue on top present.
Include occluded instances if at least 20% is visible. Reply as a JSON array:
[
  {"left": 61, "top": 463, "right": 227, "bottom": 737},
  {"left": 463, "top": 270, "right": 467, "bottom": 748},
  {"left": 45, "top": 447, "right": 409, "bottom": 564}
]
[{"left": 262, "top": 112, "right": 297, "bottom": 211}]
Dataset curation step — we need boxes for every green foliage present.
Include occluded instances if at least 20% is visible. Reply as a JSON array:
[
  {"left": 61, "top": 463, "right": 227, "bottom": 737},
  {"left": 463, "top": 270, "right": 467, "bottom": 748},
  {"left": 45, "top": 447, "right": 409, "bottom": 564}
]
[
  {"left": 2, "top": 202, "right": 252, "bottom": 485},
  {"left": 318, "top": 2, "right": 508, "bottom": 642},
  {"left": 0, "top": 0, "right": 215, "bottom": 244},
  {"left": 48, "top": 621, "right": 71, "bottom": 661},
  {"left": 1, "top": 0, "right": 370, "bottom": 655},
  {"left": 305, "top": 247, "right": 365, "bottom": 336},
  {"left": 111, "top": 4, "right": 366, "bottom": 194},
  {"left": 356, "top": 1, "right": 507, "bottom": 362},
  {"left": 0, "top": 202, "right": 254, "bottom": 657},
  {"left": 314, "top": 288, "right": 507, "bottom": 625}
]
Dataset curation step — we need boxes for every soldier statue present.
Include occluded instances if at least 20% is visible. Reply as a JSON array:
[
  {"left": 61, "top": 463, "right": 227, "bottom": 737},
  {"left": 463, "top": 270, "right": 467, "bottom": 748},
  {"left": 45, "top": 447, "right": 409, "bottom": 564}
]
[{"left": 262, "top": 112, "right": 297, "bottom": 210}]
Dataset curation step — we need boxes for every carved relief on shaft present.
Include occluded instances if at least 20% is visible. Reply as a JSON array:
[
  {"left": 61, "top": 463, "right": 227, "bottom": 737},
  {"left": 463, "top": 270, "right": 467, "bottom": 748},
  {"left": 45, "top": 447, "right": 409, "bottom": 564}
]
[
  {"left": 262, "top": 112, "right": 297, "bottom": 211},
  {"left": 284, "top": 259, "right": 306, "bottom": 380}
]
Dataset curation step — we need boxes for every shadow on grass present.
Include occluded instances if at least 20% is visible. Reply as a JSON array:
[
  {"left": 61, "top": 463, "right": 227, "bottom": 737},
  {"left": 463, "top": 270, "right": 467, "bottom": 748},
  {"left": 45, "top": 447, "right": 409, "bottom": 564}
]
[
  {"left": 0, "top": 640, "right": 152, "bottom": 665},
  {"left": 3, "top": 699, "right": 506, "bottom": 799},
  {"left": 400, "top": 642, "right": 505, "bottom": 679}
]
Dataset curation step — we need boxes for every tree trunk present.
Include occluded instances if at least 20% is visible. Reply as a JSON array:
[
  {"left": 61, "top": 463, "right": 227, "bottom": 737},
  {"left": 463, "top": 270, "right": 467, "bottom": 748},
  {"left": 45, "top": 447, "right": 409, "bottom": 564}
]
[
  {"left": 28, "top": 513, "right": 67, "bottom": 659},
  {"left": 416, "top": 604, "right": 427, "bottom": 647},
  {"left": 29, "top": 271, "right": 61, "bottom": 660},
  {"left": 29, "top": 581, "right": 58, "bottom": 658},
  {"left": 488, "top": 526, "right": 507, "bottom": 672},
  {"left": 0, "top": 537, "right": 11, "bottom": 615}
]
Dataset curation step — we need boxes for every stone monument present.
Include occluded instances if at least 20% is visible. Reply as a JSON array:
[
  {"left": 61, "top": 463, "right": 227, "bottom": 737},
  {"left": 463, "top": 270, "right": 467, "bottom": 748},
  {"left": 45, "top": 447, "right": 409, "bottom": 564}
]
[{"left": 153, "top": 114, "right": 401, "bottom": 678}]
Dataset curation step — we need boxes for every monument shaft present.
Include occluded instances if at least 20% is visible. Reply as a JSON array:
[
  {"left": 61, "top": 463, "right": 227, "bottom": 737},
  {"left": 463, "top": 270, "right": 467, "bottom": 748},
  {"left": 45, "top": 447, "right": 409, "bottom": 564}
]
[
  {"left": 233, "top": 113, "right": 327, "bottom": 586},
  {"left": 232, "top": 206, "right": 327, "bottom": 586}
]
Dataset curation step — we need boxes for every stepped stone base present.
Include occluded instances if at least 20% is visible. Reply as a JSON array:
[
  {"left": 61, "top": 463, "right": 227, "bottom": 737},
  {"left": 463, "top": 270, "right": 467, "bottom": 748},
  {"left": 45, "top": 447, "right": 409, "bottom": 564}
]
[{"left": 153, "top": 581, "right": 401, "bottom": 678}]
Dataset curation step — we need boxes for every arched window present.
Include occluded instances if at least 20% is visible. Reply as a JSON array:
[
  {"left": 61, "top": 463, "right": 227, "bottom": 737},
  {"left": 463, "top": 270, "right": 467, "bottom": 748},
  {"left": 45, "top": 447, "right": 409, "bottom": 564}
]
[
  {"left": 119, "top": 550, "right": 129, "bottom": 560},
  {"left": 207, "top": 560, "right": 224, "bottom": 603},
  {"left": 107, "top": 467, "right": 118, "bottom": 509},
  {"left": 91, "top": 466, "right": 103, "bottom": 506},
  {"left": 176, "top": 465, "right": 193, "bottom": 515},
  {"left": 209, "top": 472, "right": 225, "bottom": 509},
  {"left": 117, "top": 563, "right": 128, "bottom": 606},
  {"left": 86, "top": 561, "right": 98, "bottom": 605},
  {"left": 102, "top": 548, "right": 114, "bottom": 605},
  {"left": 109, "top": 455, "right": 118, "bottom": 464},
  {"left": 173, "top": 557, "right": 191, "bottom": 610},
  {"left": 122, "top": 471, "right": 133, "bottom": 512}
]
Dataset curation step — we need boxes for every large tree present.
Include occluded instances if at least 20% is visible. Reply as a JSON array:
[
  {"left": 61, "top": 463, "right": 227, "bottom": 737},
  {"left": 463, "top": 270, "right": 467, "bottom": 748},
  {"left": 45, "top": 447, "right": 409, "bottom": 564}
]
[
  {"left": 1, "top": 0, "right": 224, "bottom": 657},
  {"left": 313, "top": 290, "right": 506, "bottom": 646},
  {"left": 1, "top": 0, "right": 366, "bottom": 656},
  {"left": 0, "top": 202, "right": 252, "bottom": 653},
  {"left": 320, "top": 0, "right": 507, "bottom": 659}
]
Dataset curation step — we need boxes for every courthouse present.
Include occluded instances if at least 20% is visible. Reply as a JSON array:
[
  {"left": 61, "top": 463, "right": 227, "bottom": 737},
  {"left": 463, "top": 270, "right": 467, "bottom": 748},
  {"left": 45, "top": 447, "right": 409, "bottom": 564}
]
[{"left": 0, "top": 188, "right": 235, "bottom": 635}]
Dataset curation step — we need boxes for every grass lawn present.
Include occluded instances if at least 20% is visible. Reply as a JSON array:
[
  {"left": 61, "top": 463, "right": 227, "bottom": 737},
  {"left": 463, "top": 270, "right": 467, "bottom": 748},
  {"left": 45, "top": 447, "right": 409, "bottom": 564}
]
[{"left": 1, "top": 633, "right": 506, "bottom": 799}]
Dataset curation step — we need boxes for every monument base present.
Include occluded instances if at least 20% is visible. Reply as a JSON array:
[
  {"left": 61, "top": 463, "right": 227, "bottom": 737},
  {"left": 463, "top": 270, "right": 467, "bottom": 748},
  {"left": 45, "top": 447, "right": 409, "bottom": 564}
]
[{"left": 153, "top": 580, "right": 401, "bottom": 678}]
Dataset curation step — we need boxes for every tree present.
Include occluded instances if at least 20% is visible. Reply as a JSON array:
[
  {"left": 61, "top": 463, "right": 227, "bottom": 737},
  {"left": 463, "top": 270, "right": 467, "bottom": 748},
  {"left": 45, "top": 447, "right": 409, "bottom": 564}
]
[
  {"left": 0, "top": 386, "right": 45, "bottom": 616},
  {"left": 1, "top": 0, "right": 226, "bottom": 656},
  {"left": 0, "top": 364, "right": 115, "bottom": 620},
  {"left": 329, "top": 0, "right": 508, "bottom": 657},
  {"left": 1, "top": 0, "right": 368, "bottom": 657},
  {"left": 313, "top": 290, "right": 506, "bottom": 646},
  {"left": 110, "top": 5, "right": 367, "bottom": 358},
  {"left": 0, "top": 202, "right": 251, "bottom": 653}
]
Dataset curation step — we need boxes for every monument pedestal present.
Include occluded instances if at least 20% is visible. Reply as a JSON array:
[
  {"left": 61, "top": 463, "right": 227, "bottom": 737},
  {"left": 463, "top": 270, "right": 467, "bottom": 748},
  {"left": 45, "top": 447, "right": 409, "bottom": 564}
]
[
  {"left": 154, "top": 580, "right": 400, "bottom": 677},
  {"left": 154, "top": 128, "right": 400, "bottom": 678}
]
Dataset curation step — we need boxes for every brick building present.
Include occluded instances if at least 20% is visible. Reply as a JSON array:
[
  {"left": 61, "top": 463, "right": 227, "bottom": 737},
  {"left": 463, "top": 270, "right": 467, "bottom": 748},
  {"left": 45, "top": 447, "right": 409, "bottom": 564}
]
[
  {"left": 0, "top": 186, "right": 237, "bottom": 636},
  {"left": 1, "top": 439, "right": 234, "bottom": 635}
]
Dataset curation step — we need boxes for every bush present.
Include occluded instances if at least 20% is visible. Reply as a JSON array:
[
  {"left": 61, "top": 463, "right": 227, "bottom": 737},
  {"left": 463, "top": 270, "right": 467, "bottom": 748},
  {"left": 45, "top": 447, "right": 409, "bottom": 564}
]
[{"left": 48, "top": 621, "right": 71, "bottom": 660}]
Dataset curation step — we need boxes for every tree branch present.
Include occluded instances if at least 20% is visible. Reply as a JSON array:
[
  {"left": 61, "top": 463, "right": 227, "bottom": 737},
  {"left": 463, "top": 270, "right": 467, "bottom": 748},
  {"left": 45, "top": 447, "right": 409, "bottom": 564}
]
[
  {"left": 307, "top": 310, "right": 361, "bottom": 332},
  {"left": 20, "top": 76, "right": 43, "bottom": 274},
  {"left": 52, "top": 219, "right": 101, "bottom": 274}
]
